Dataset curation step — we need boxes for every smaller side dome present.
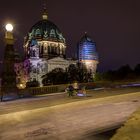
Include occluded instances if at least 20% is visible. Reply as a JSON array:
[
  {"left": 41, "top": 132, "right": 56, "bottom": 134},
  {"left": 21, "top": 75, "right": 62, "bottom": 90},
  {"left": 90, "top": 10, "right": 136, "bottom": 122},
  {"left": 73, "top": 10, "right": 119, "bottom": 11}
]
[
  {"left": 78, "top": 33, "right": 99, "bottom": 61},
  {"left": 80, "top": 33, "right": 96, "bottom": 51}
]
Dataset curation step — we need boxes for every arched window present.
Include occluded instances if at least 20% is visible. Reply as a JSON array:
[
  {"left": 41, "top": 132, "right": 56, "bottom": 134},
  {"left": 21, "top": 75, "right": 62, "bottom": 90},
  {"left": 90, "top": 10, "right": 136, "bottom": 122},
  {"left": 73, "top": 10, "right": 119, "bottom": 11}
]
[
  {"left": 48, "top": 46, "right": 51, "bottom": 54},
  {"left": 51, "top": 46, "right": 55, "bottom": 54},
  {"left": 57, "top": 47, "right": 60, "bottom": 55},
  {"left": 35, "top": 29, "right": 41, "bottom": 37},
  {"left": 54, "top": 46, "right": 57, "bottom": 55},
  {"left": 50, "top": 29, "right": 56, "bottom": 37},
  {"left": 62, "top": 47, "right": 65, "bottom": 55},
  {"left": 33, "top": 49, "right": 36, "bottom": 57}
]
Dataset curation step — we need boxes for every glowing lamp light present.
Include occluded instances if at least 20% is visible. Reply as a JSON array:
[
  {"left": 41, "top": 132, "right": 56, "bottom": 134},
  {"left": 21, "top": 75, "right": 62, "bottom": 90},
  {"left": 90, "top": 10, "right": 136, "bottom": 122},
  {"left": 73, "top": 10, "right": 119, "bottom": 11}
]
[
  {"left": 5, "top": 23, "right": 13, "bottom": 32},
  {"left": 20, "top": 84, "right": 23, "bottom": 88},
  {"left": 17, "top": 83, "right": 26, "bottom": 89}
]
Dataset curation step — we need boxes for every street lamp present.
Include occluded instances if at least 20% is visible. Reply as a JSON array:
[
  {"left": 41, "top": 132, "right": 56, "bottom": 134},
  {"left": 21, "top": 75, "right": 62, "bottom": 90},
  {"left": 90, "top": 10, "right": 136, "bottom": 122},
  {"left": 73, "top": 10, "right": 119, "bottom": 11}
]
[
  {"left": 5, "top": 23, "right": 14, "bottom": 45},
  {"left": 17, "top": 83, "right": 26, "bottom": 90},
  {"left": 5, "top": 23, "right": 13, "bottom": 32},
  {"left": 1, "top": 23, "right": 17, "bottom": 102}
]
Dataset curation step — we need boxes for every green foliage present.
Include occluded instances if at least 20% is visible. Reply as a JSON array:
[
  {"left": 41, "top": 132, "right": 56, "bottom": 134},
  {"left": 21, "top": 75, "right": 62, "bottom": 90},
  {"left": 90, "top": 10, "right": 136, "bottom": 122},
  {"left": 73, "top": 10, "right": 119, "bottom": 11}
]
[
  {"left": 42, "top": 68, "right": 68, "bottom": 86},
  {"left": 95, "top": 64, "right": 140, "bottom": 82},
  {"left": 67, "top": 64, "right": 79, "bottom": 82},
  {"left": 67, "top": 63, "right": 93, "bottom": 83},
  {"left": 134, "top": 64, "right": 140, "bottom": 75},
  {"left": 94, "top": 72, "right": 103, "bottom": 81},
  {"left": 26, "top": 80, "right": 40, "bottom": 87},
  {"left": 42, "top": 63, "right": 93, "bottom": 85},
  {"left": 42, "top": 63, "right": 140, "bottom": 85}
]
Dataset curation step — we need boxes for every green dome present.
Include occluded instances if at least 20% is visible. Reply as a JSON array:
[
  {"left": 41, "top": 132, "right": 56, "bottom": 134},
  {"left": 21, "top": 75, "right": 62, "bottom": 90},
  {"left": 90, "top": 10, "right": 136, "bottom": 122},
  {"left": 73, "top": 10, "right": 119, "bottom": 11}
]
[{"left": 27, "top": 19, "right": 65, "bottom": 43}]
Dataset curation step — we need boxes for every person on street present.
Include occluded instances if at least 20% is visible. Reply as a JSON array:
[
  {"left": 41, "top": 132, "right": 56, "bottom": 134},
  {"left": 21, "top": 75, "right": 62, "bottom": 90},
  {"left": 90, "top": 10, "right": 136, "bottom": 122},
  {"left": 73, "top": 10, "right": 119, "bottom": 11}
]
[{"left": 68, "top": 85, "right": 74, "bottom": 97}]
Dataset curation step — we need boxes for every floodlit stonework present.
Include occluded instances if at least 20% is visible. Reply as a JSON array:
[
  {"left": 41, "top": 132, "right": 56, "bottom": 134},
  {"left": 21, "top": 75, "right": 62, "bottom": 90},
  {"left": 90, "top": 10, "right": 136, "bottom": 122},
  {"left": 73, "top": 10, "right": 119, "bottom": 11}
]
[
  {"left": 17, "top": 9, "right": 76, "bottom": 86},
  {"left": 15, "top": 8, "right": 98, "bottom": 87}
]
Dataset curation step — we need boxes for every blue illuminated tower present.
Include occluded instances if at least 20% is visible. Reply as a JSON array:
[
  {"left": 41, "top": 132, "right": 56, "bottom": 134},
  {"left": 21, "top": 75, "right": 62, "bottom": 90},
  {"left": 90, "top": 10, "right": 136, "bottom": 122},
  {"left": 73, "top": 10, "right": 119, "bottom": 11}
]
[{"left": 78, "top": 33, "right": 99, "bottom": 76}]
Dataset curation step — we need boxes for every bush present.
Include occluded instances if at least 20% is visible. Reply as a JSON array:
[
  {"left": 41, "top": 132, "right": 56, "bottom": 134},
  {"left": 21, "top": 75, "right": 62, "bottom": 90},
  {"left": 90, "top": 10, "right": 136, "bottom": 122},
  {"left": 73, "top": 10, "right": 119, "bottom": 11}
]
[{"left": 26, "top": 80, "right": 39, "bottom": 87}]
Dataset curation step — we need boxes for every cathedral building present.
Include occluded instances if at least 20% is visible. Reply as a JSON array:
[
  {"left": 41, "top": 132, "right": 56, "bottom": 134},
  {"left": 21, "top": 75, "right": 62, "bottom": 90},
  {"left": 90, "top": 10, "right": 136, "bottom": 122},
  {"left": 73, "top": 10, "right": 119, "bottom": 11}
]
[
  {"left": 21, "top": 9, "right": 76, "bottom": 86},
  {"left": 15, "top": 7, "right": 99, "bottom": 88}
]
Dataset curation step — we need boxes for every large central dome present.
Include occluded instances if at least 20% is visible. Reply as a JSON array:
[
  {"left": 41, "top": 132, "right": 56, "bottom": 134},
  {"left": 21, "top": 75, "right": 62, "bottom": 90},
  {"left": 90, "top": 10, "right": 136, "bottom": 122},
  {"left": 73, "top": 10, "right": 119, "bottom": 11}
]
[
  {"left": 24, "top": 10, "right": 67, "bottom": 59},
  {"left": 27, "top": 19, "right": 65, "bottom": 43}
]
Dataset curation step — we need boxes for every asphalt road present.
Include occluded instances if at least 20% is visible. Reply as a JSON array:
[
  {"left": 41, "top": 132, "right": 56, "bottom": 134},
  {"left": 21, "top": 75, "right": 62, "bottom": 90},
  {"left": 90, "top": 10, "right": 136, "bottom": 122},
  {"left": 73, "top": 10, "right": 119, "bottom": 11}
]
[
  {"left": 0, "top": 87, "right": 140, "bottom": 140},
  {"left": 0, "top": 87, "right": 140, "bottom": 115}
]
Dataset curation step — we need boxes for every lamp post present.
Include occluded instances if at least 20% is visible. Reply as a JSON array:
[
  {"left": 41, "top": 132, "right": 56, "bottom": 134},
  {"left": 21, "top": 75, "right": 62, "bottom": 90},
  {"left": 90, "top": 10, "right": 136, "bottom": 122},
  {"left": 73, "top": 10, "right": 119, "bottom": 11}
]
[
  {"left": 5, "top": 23, "right": 13, "bottom": 31},
  {"left": 1, "top": 23, "right": 17, "bottom": 101},
  {"left": 5, "top": 23, "right": 14, "bottom": 44}
]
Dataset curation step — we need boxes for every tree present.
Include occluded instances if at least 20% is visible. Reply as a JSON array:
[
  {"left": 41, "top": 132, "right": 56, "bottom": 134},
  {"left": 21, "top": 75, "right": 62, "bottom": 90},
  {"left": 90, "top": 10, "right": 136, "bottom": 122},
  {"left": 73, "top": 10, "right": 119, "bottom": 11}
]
[
  {"left": 78, "top": 63, "right": 92, "bottom": 82},
  {"left": 67, "top": 64, "right": 79, "bottom": 82},
  {"left": 116, "top": 64, "right": 132, "bottom": 80},
  {"left": 67, "top": 63, "right": 93, "bottom": 83},
  {"left": 26, "top": 80, "right": 39, "bottom": 87},
  {"left": 134, "top": 64, "right": 140, "bottom": 75},
  {"left": 42, "top": 68, "right": 68, "bottom": 85},
  {"left": 94, "top": 72, "right": 103, "bottom": 81}
]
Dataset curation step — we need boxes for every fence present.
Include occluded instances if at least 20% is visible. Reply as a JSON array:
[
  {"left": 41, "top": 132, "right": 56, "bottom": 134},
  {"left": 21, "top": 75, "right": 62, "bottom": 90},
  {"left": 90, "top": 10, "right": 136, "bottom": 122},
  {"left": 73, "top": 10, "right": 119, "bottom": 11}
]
[
  {"left": 19, "top": 80, "right": 140, "bottom": 96},
  {"left": 25, "top": 84, "right": 68, "bottom": 96},
  {"left": 21, "top": 82, "right": 96, "bottom": 96}
]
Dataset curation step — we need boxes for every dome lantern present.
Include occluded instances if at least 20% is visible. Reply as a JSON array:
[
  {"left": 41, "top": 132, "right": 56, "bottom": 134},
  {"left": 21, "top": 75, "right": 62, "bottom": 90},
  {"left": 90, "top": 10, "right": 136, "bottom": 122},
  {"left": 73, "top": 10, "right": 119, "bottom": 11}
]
[
  {"left": 42, "top": 1, "right": 48, "bottom": 20},
  {"left": 42, "top": 11, "right": 48, "bottom": 20}
]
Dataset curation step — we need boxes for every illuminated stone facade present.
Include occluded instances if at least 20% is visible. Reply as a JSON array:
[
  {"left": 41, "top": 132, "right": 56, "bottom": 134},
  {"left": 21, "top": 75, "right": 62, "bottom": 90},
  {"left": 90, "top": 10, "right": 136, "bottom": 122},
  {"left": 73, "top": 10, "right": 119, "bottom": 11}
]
[
  {"left": 22, "top": 11, "right": 76, "bottom": 86},
  {"left": 15, "top": 10, "right": 99, "bottom": 87},
  {"left": 24, "top": 20, "right": 66, "bottom": 60}
]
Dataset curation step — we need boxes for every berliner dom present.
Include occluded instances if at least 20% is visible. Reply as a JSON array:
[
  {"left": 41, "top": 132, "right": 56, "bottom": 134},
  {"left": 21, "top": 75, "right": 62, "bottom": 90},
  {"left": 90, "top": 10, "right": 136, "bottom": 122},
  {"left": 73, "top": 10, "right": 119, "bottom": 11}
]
[
  {"left": 15, "top": 7, "right": 99, "bottom": 87},
  {"left": 20, "top": 8, "right": 75, "bottom": 86}
]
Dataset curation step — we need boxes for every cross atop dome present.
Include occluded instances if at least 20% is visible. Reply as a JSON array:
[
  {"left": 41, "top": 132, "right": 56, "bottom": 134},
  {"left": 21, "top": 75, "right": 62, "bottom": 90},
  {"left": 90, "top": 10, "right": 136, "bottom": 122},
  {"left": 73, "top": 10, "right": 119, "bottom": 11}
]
[{"left": 42, "top": 0, "right": 48, "bottom": 20}]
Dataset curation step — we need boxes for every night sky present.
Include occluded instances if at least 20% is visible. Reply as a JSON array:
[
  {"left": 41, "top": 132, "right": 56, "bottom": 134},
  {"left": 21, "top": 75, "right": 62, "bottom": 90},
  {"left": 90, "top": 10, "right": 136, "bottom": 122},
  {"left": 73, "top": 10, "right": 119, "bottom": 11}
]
[{"left": 0, "top": 0, "right": 140, "bottom": 72}]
